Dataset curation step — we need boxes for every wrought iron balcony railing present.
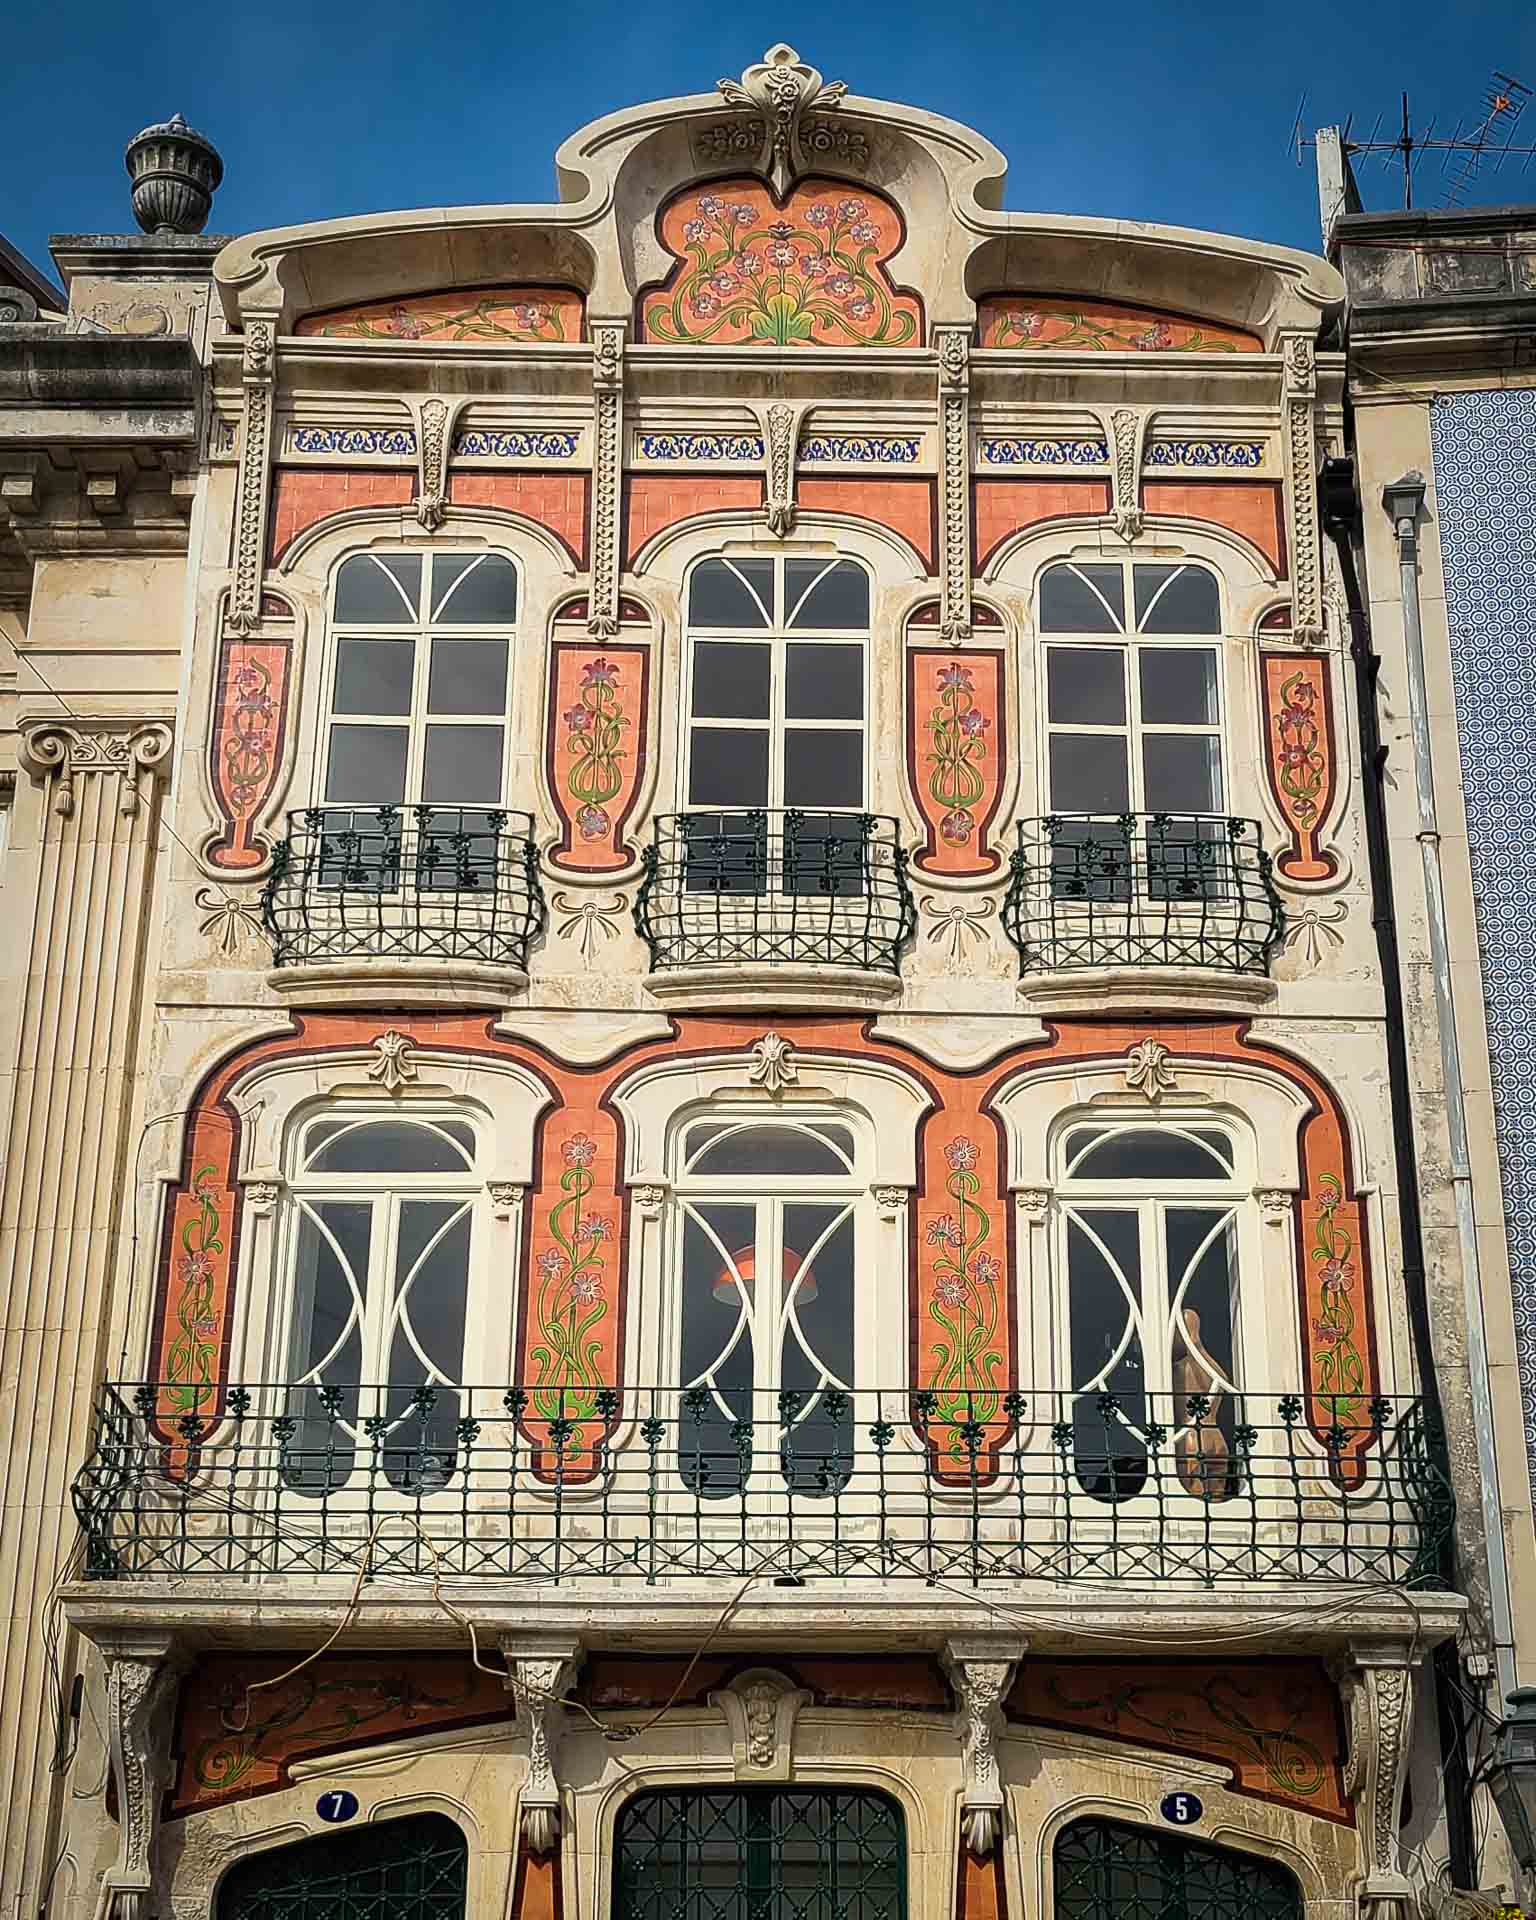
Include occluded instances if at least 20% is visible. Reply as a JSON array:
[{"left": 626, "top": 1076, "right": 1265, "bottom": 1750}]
[
  {"left": 635, "top": 810, "right": 916, "bottom": 974},
  {"left": 72, "top": 1382, "right": 1452, "bottom": 1589},
  {"left": 260, "top": 805, "right": 545, "bottom": 970},
  {"left": 1003, "top": 813, "right": 1284, "bottom": 976}
]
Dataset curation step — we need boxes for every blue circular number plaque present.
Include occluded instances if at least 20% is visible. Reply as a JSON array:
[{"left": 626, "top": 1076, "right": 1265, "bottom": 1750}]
[
  {"left": 316, "top": 1789, "right": 359, "bottom": 1824},
  {"left": 1159, "top": 1791, "right": 1203, "bottom": 1826}
]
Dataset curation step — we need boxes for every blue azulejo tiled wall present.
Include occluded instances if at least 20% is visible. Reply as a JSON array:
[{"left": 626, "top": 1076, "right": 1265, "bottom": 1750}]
[{"left": 1432, "top": 388, "right": 1536, "bottom": 1496}]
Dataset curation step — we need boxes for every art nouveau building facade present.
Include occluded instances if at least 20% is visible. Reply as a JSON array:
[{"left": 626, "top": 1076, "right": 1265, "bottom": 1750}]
[{"left": 0, "top": 54, "right": 1498, "bottom": 1920}]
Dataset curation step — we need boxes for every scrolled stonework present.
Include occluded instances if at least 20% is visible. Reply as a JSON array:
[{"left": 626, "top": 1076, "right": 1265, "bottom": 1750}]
[
  {"left": 935, "top": 325, "right": 972, "bottom": 641},
  {"left": 631, "top": 1181, "right": 670, "bottom": 1214},
  {"left": 99, "top": 1634, "right": 188, "bottom": 1919},
  {"left": 242, "top": 1178, "right": 282, "bottom": 1214},
  {"left": 412, "top": 395, "right": 463, "bottom": 532},
  {"left": 712, "top": 1667, "right": 813, "bottom": 1781},
  {"left": 588, "top": 322, "right": 627, "bottom": 637},
  {"left": 503, "top": 1638, "right": 583, "bottom": 1856},
  {"left": 19, "top": 718, "right": 173, "bottom": 819},
  {"left": 748, "top": 1031, "right": 799, "bottom": 1095},
  {"left": 943, "top": 1635, "right": 1026, "bottom": 1856},
  {"left": 227, "top": 314, "right": 279, "bottom": 636},
  {"left": 488, "top": 1180, "right": 525, "bottom": 1217},
  {"left": 1332, "top": 1640, "right": 1417, "bottom": 1920},
  {"left": 715, "top": 44, "right": 848, "bottom": 197},
  {"left": 1015, "top": 1187, "right": 1052, "bottom": 1223},
  {"left": 1282, "top": 332, "right": 1326, "bottom": 649},
  {"left": 1098, "top": 405, "right": 1149, "bottom": 541},
  {"left": 752, "top": 401, "right": 806, "bottom": 538},
  {"left": 366, "top": 1029, "right": 419, "bottom": 1094}
]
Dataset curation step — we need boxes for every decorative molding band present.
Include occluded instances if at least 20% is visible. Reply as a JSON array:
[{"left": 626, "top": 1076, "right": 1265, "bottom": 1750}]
[
  {"left": 18, "top": 717, "right": 174, "bottom": 818},
  {"left": 636, "top": 431, "right": 764, "bottom": 462},
  {"left": 1282, "top": 334, "right": 1325, "bottom": 645},
  {"left": 978, "top": 437, "right": 1108, "bottom": 467},
  {"left": 587, "top": 322, "right": 626, "bottom": 637},
  {"left": 289, "top": 426, "right": 416, "bottom": 457},
  {"left": 227, "top": 314, "right": 278, "bottom": 636},
  {"left": 935, "top": 325, "right": 971, "bottom": 640},
  {"left": 800, "top": 434, "right": 921, "bottom": 464},
  {"left": 455, "top": 428, "right": 582, "bottom": 460},
  {"left": 1145, "top": 439, "right": 1266, "bottom": 469}
]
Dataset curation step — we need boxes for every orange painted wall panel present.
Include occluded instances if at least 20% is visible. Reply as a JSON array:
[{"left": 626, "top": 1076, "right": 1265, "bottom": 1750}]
[
  {"left": 1143, "top": 480, "right": 1285, "bottom": 574},
  {"left": 621, "top": 474, "right": 761, "bottom": 565},
  {"left": 268, "top": 470, "right": 413, "bottom": 563},
  {"left": 797, "top": 477, "right": 936, "bottom": 572},
  {"left": 972, "top": 479, "right": 1110, "bottom": 570}
]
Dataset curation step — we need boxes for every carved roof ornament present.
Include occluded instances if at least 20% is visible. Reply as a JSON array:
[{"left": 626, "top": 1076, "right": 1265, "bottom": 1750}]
[{"left": 716, "top": 45, "right": 848, "bottom": 197}]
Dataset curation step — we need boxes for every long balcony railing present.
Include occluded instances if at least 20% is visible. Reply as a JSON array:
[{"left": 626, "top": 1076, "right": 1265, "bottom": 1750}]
[
  {"left": 261, "top": 805, "right": 545, "bottom": 970},
  {"left": 635, "top": 810, "right": 916, "bottom": 975},
  {"left": 1003, "top": 813, "right": 1284, "bottom": 976},
  {"left": 72, "top": 1383, "right": 1451, "bottom": 1589}
]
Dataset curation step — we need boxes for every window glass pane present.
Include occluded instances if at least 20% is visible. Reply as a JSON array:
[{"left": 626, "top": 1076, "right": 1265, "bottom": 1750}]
[
  {"left": 309, "top": 1118, "right": 473, "bottom": 1174},
  {"left": 326, "top": 725, "right": 407, "bottom": 804},
  {"left": 786, "top": 644, "right": 863, "bottom": 719},
  {"left": 1136, "top": 563, "right": 1220, "bottom": 633},
  {"left": 780, "top": 1206, "right": 855, "bottom": 1489},
  {"left": 1167, "top": 1208, "right": 1239, "bottom": 1389},
  {"left": 1040, "top": 563, "right": 1124, "bottom": 633},
  {"left": 1067, "top": 1127, "right": 1233, "bottom": 1180},
  {"left": 1138, "top": 648, "right": 1219, "bottom": 726},
  {"left": 333, "top": 638, "right": 414, "bottom": 716},
  {"left": 785, "top": 729, "right": 862, "bottom": 808},
  {"left": 1049, "top": 734, "right": 1129, "bottom": 812},
  {"left": 389, "top": 1202, "right": 471, "bottom": 1385},
  {"left": 679, "top": 1204, "right": 758, "bottom": 1494},
  {"left": 431, "top": 553, "right": 518, "bottom": 623},
  {"left": 428, "top": 638, "right": 508, "bottom": 716},
  {"left": 1048, "top": 647, "right": 1126, "bottom": 726},
  {"left": 690, "top": 1123, "right": 851, "bottom": 1177},
  {"left": 786, "top": 559, "right": 869, "bottom": 629},
  {"left": 291, "top": 1202, "right": 370, "bottom": 1380},
  {"left": 692, "top": 642, "right": 771, "bottom": 719},
  {"left": 689, "top": 729, "right": 769, "bottom": 807},
  {"left": 334, "top": 554, "right": 421, "bottom": 623},
  {"left": 1067, "top": 1208, "right": 1147, "bottom": 1500},
  {"left": 1142, "top": 734, "right": 1222, "bottom": 812},
  {"left": 688, "top": 559, "right": 773, "bottom": 628},
  {"left": 423, "top": 724, "right": 503, "bottom": 803}
]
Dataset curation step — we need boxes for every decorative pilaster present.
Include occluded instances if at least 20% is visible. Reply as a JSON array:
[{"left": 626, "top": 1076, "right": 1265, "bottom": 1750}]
[
  {"left": 1334, "top": 1641, "right": 1417, "bottom": 1920},
  {"left": 587, "top": 321, "right": 627, "bottom": 637},
  {"left": 1282, "top": 334, "right": 1326, "bottom": 648},
  {"left": 227, "top": 312, "right": 278, "bottom": 636},
  {"left": 502, "top": 1638, "right": 584, "bottom": 1856},
  {"left": 943, "top": 1636, "right": 1026, "bottom": 1856},
  {"left": 935, "top": 326, "right": 972, "bottom": 641},
  {"left": 18, "top": 719, "right": 172, "bottom": 819},
  {"left": 99, "top": 1634, "right": 189, "bottom": 1919},
  {"left": 1096, "top": 405, "right": 1150, "bottom": 541}
]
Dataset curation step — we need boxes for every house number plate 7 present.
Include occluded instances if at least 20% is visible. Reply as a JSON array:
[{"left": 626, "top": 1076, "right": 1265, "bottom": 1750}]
[{"left": 317, "top": 1789, "right": 359, "bottom": 1823}]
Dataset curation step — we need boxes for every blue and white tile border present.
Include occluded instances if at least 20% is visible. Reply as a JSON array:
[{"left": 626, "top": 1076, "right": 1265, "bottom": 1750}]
[{"left": 978, "top": 437, "right": 1108, "bottom": 467}]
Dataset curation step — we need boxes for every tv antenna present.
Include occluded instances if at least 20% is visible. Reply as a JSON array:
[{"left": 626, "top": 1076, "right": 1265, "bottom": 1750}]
[{"left": 1294, "top": 71, "right": 1536, "bottom": 210}]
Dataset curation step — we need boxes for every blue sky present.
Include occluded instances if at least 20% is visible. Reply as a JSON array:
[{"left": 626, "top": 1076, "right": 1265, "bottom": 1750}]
[{"left": 4, "top": 0, "right": 1535, "bottom": 282}]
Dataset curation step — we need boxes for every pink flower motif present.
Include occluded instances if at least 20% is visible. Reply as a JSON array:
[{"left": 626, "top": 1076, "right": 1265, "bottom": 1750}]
[
  {"left": 944, "top": 1137, "right": 979, "bottom": 1172},
  {"left": 766, "top": 241, "right": 795, "bottom": 268},
  {"left": 926, "top": 1214, "right": 963, "bottom": 1248},
  {"left": 825, "top": 273, "right": 856, "bottom": 298},
  {"left": 1280, "top": 702, "right": 1313, "bottom": 728},
  {"left": 691, "top": 290, "right": 719, "bottom": 316},
  {"left": 582, "top": 658, "right": 618, "bottom": 687},
  {"left": 576, "top": 804, "right": 610, "bottom": 840},
  {"left": 191, "top": 1316, "right": 218, "bottom": 1338},
  {"left": 563, "top": 706, "right": 592, "bottom": 733},
  {"left": 940, "top": 809, "right": 974, "bottom": 845},
  {"left": 710, "top": 271, "right": 738, "bottom": 295},
  {"left": 563, "top": 1134, "right": 597, "bottom": 1168},
  {"left": 801, "top": 253, "right": 830, "bottom": 277},
  {"left": 387, "top": 306, "right": 425, "bottom": 339},
  {"left": 1319, "top": 1259, "right": 1352, "bottom": 1295},
  {"left": 580, "top": 1217, "right": 612, "bottom": 1244},
  {"left": 971, "top": 1252, "right": 1001, "bottom": 1287},
  {"left": 846, "top": 297, "right": 873, "bottom": 320},
  {"left": 697, "top": 194, "right": 724, "bottom": 217},
  {"left": 538, "top": 1247, "right": 567, "bottom": 1277},
  {"left": 736, "top": 252, "right": 764, "bottom": 277},
  {"left": 569, "top": 1272, "right": 603, "bottom": 1304},
  {"left": 958, "top": 708, "right": 989, "bottom": 738},
  {"left": 937, "top": 663, "right": 974, "bottom": 693},
  {"left": 1132, "top": 322, "right": 1175, "bottom": 351},
  {"left": 851, "top": 221, "right": 879, "bottom": 244},
  {"left": 511, "top": 303, "right": 548, "bottom": 332},
  {"left": 837, "top": 197, "right": 866, "bottom": 219},
  {"left": 732, "top": 205, "right": 759, "bottom": 226},
  {"left": 180, "top": 1252, "right": 213, "bottom": 1285},
  {"left": 683, "top": 219, "right": 708, "bottom": 243},
  {"left": 1312, "top": 1319, "right": 1345, "bottom": 1346},
  {"left": 1011, "top": 311, "right": 1046, "bottom": 340},
  {"left": 806, "top": 204, "right": 833, "bottom": 227},
  {"left": 234, "top": 665, "right": 267, "bottom": 698},
  {"left": 934, "top": 1274, "right": 968, "bottom": 1307}
]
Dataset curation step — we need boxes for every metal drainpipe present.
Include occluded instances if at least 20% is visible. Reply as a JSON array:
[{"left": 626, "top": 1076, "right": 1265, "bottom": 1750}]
[{"left": 1384, "top": 468, "right": 1518, "bottom": 1700}]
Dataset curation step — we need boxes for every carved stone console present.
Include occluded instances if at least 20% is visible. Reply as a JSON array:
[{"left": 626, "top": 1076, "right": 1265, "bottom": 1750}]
[
  {"left": 1333, "top": 1638, "right": 1418, "bottom": 1920},
  {"left": 502, "top": 1635, "right": 584, "bottom": 1856},
  {"left": 711, "top": 1666, "right": 813, "bottom": 1781},
  {"left": 98, "top": 1632, "right": 189, "bottom": 1919},
  {"left": 943, "top": 1634, "right": 1026, "bottom": 1856}
]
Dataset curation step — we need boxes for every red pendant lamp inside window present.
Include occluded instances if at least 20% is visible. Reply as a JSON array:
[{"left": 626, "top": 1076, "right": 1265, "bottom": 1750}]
[{"left": 714, "top": 1245, "right": 819, "bottom": 1306}]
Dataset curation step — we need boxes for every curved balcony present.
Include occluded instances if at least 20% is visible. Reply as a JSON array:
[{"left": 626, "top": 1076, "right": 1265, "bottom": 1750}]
[
  {"left": 635, "top": 809, "right": 916, "bottom": 1008},
  {"left": 260, "top": 804, "right": 545, "bottom": 1008},
  {"left": 1003, "top": 812, "right": 1284, "bottom": 1015}
]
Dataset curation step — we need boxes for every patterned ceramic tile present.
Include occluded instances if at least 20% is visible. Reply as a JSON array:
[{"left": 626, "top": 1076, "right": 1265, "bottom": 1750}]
[
  {"left": 290, "top": 426, "right": 417, "bottom": 457},
  {"left": 1432, "top": 388, "right": 1536, "bottom": 1498},
  {"left": 1144, "top": 440, "right": 1266, "bottom": 469},
  {"left": 453, "top": 429, "right": 581, "bottom": 459},
  {"left": 978, "top": 437, "right": 1109, "bottom": 466},
  {"left": 636, "top": 432, "right": 764, "bottom": 461},
  {"left": 800, "top": 434, "right": 921, "bottom": 464}
]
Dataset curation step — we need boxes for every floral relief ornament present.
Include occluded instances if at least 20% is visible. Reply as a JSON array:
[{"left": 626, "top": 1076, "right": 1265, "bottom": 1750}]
[
  {"left": 922, "top": 895, "right": 996, "bottom": 960},
  {"left": 1124, "top": 1038, "right": 1177, "bottom": 1099},
  {"left": 366, "top": 1029, "right": 418, "bottom": 1094},
  {"left": 194, "top": 886, "right": 263, "bottom": 954},
  {"left": 552, "top": 891, "right": 628, "bottom": 964},
  {"left": 716, "top": 44, "right": 848, "bottom": 197},
  {"left": 748, "top": 1031, "right": 799, "bottom": 1095}
]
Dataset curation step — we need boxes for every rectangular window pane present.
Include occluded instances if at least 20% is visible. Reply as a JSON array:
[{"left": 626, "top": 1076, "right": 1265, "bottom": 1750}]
[
  {"left": 431, "top": 553, "right": 518, "bottom": 623},
  {"left": 1138, "top": 648, "right": 1219, "bottom": 726},
  {"left": 689, "top": 728, "right": 769, "bottom": 807},
  {"left": 326, "top": 724, "right": 407, "bottom": 804},
  {"left": 1135, "top": 563, "right": 1220, "bottom": 633},
  {"left": 688, "top": 559, "right": 773, "bottom": 627},
  {"left": 786, "top": 644, "right": 863, "bottom": 719},
  {"left": 1040, "top": 564, "right": 1124, "bottom": 632},
  {"left": 1049, "top": 734, "right": 1129, "bottom": 812},
  {"left": 691, "top": 641, "right": 771, "bottom": 719},
  {"left": 785, "top": 728, "right": 862, "bottom": 808},
  {"left": 428, "top": 638, "right": 509, "bottom": 715},
  {"left": 786, "top": 559, "right": 869, "bottom": 629},
  {"left": 422, "top": 724, "right": 504, "bottom": 803},
  {"left": 1048, "top": 647, "right": 1126, "bottom": 726},
  {"left": 334, "top": 553, "right": 421, "bottom": 623},
  {"left": 1142, "top": 734, "right": 1222, "bottom": 812},
  {"left": 334, "top": 638, "right": 414, "bottom": 716}
]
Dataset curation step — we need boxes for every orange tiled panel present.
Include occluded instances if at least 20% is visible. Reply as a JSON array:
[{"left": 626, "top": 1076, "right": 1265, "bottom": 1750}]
[
  {"left": 621, "top": 474, "right": 762, "bottom": 566},
  {"left": 957, "top": 1852, "right": 1008, "bottom": 1920},
  {"left": 267, "top": 470, "right": 413, "bottom": 564},
  {"left": 294, "top": 286, "right": 584, "bottom": 343},
  {"left": 977, "top": 295, "right": 1262, "bottom": 353},
  {"left": 1143, "top": 480, "right": 1285, "bottom": 574},
  {"left": 447, "top": 471, "right": 591, "bottom": 566},
  {"left": 797, "top": 477, "right": 937, "bottom": 573},
  {"left": 972, "top": 479, "right": 1111, "bottom": 571}
]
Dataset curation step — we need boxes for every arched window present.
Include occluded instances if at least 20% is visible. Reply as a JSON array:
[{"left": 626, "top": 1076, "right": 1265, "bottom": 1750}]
[
  {"left": 672, "top": 1113, "right": 863, "bottom": 1492},
  {"left": 217, "top": 1813, "right": 468, "bottom": 1919},
  {"left": 1054, "top": 1818, "right": 1300, "bottom": 1920},
  {"left": 280, "top": 1109, "right": 482, "bottom": 1493},
  {"left": 1055, "top": 1119, "right": 1247, "bottom": 1503},
  {"left": 615, "top": 1788, "right": 905, "bottom": 1920}
]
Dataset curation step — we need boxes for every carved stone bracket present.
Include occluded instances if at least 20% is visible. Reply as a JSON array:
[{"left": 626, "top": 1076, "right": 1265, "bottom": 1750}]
[
  {"left": 587, "top": 321, "right": 627, "bottom": 637},
  {"left": 943, "top": 1635, "right": 1026, "bottom": 1856},
  {"left": 1282, "top": 335, "right": 1325, "bottom": 648},
  {"left": 1124, "top": 1037, "right": 1177, "bottom": 1100},
  {"left": 1094, "top": 405, "right": 1150, "bottom": 541},
  {"left": 242, "top": 1176, "right": 282, "bottom": 1215},
  {"left": 502, "top": 1637, "right": 584, "bottom": 1857},
  {"left": 711, "top": 1667, "right": 813, "bottom": 1781},
  {"left": 487, "top": 1179, "right": 526, "bottom": 1219},
  {"left": 631, "top": 1180, "right": 670, "bottom": 1216},
  {"left": 99, "top": 1633, "right": 189, "bottom": 1919},
  {"left": 1254, "top": 1188, "right": 1296, "bottom": 1225},
  {"left": 409, "top": 394, "right": 468, "bottom": 532},
  {"left": 750, "top": 401, "right": 809, "bottom": 537},
  {"left": 18, "top": 717, "right": 174, "bottom": 819},
  {"left": 748, "top": 1031, "right": 799, "bottom": 1095},
  {"left": 1014, "top": 1188, "right": 1052, "bottom": 1225},
  {"left": 871, "top": 1184, "right": 909, "bottom": 1221},
  {"left": 227, "top": 313, "right": 278, "bottom": 636},
  {"left": 715, "top": 44, "right": 848, "bottom": 197},
  {"left": 935, "top": 325, "right": 972, "bottom": 640},
  {"left": 1332, "top": 1640, "right": 1417, "bottom": 1920},
  {"left": 366, "top": 1028, "right": 419, "bottom": 1093}
]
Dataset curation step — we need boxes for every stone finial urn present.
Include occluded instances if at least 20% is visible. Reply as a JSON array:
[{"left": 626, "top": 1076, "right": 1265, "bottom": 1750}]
[{"left": 124, "top": 113, "right": 223, "bottom": 235}]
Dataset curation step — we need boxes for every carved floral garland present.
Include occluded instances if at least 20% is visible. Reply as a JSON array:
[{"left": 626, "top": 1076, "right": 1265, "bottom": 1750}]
[
  {"left": 925, "top": 661, "right": 991, "bottom": 847},
  {"left": 563, "top": 657, "right": 629, "bottom": 844},
  {"left": 925, "top": 1137, "right": 1004, "bottom": 1459}
]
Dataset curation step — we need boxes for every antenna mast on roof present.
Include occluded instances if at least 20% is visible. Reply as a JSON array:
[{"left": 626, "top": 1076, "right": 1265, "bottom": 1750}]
[{"left": 1296, "top": 71, "right": 1536, "bottom": 211}]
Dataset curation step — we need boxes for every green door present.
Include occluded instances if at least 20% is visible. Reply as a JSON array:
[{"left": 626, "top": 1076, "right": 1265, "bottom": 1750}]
[{"left": 216, "top": 1812, "right": 467, "bottom": 1920}]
